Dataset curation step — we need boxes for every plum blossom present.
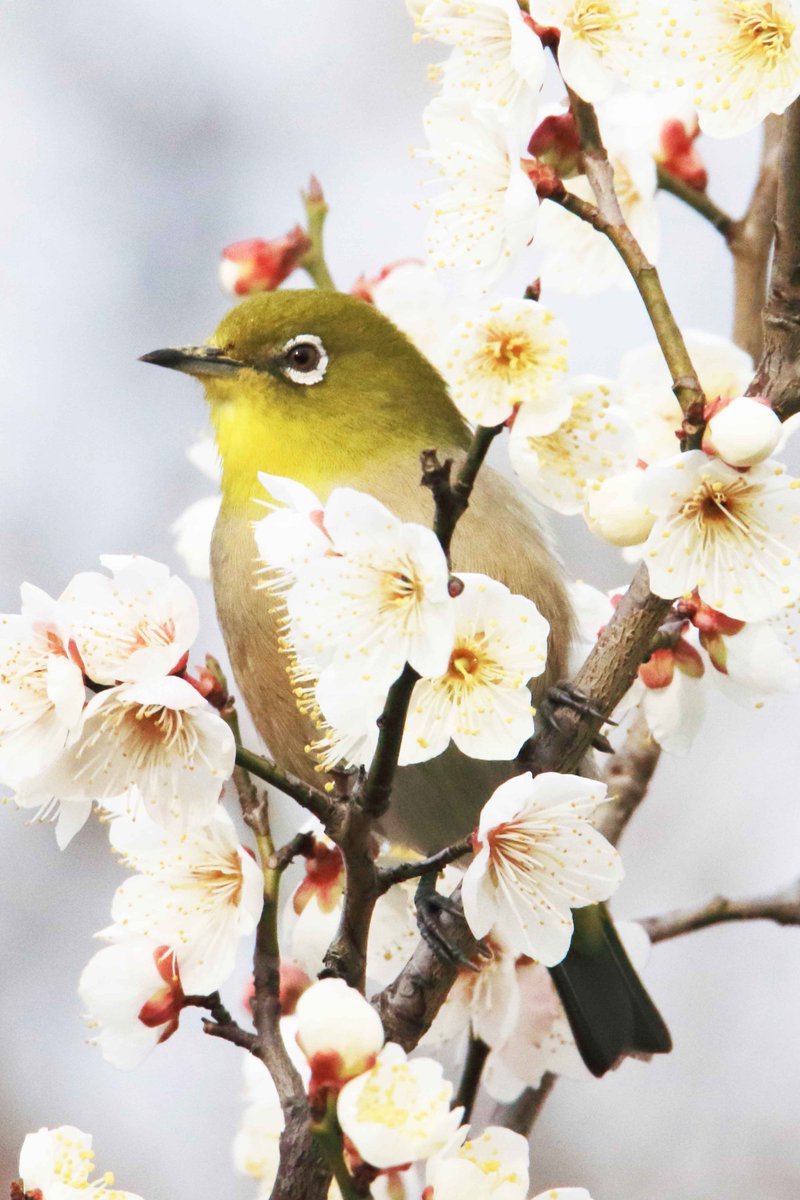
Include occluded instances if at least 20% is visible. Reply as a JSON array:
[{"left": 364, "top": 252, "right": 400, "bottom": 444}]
[
  {"left": 78, "top": 940, "right": 185, "bottom": 1069},
  {"left": 415, "top": 0, "right": 546, "bottom": 139},
  {"left": 60, "top": 555, "right": 199, "bottom": 685},
  {"left": 633, "top": 626, "right": 707, "bottom": 756},
  {"left": 337, "top": 1043, "right": 463, "bottom": 1169},
  {"left": 440, "top": 299, "right": 570, "bottom": 428},
  {"left": 529, "top": 0, "right": 664, "bottom": 102},
  {"left": 283, "top": 488, "right": 455, "bottom": 692},
  {"left": 420, "top": 98, "right": 540, "bottom": 285},
  {"left": 421, "top": 935, "right": 521, "bottom": 1049},
  {"left": 18, "top": 1126, "right": 143, "bottom": 1200},
  {"left": 253, "top": 473, "right": 331, "bottom": 593},
  {"left": 0, "top": 584, "right": 85, "bottom": 793},
  {"left": 677, "top": 0, "right": 800, "bottom": 137},
  {"left": 619, "top": 330, "right": 754, "bottom": 465},
  {"left": 584, "top": 468, "right": 655, "bottom": 547},
  {"left": 639, "top": 451, "right": 800, "bottom": 622},
  {"left": 462, "top": 772, "right": 623, "bottom": 965},
  {"left": 171, "top": 436, "right": 222, "bottom": 582},
  {"left": 233, "top": 1055, "right": 285, "bottom": 1199},
  {"left": 425, "top": 1125, "right": 529, "bottom": 1200},
  {"left": 354, "top": 260, "right": 463, "bottom": 368},
  {"left": 103, "top": 807, "right": 263, "bottom": 994},
  {"left": 16, "top": 676, "right": 235, "bottom": 841},
  {"left": 295, "top": 978, "right": 385, "bottom": 1089},
  {"left": 484, "top": 923, "right": 652, "bottom": 1097},
  {"left": 509, "top": 375, "right": 635, "bottom": 515},
  {"left": 703, "top": 396, "right": 782, "bottom": 468}
]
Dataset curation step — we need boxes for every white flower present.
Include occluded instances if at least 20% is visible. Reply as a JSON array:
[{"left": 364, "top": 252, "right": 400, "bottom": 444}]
[
  {"left": 357, "top": 260, "right": 464, "bottom": 369},
  {"left": 253, "top": 473, "right": 331, "bottom": 592},
  {"left": 584, "top": 468, "right": 656, "bottom": 546},
  {"left": 104, "top": 807, "right": 262, "bottom": 994},
  {"left": 60, "top": 555, "right": 199, "bottom": 685},
  {"left": 295, "top": 978, "right": 385, "bottom": 1084},
  {"left": 484, "top": 922, "right": 651, "bottom": 1096},
  {"left": 287, "top": 488, "right": 455, "bottom": 691},
  {"left": 171, "top": 436, "right": 222, "bottom": 581},
  {"left": 234, "top": 1066, "right": 283, "bottom": 1197},
  {"left": 462, "top": 772, "right": 623, "bottom": 965},
  {"left": 419, "top": 0, "right": 546, "bottom": 139},
  {"left": 19, "top": 1126, "right": 143, "bottom": 1200},
  {"left": 639, "top": 451, "right": 800, "bottom": 621},
  {"left": 421, "top": 98, "right": 540, "bottom": 285},
  {"left": 400, "top": 573, "right": 550, "bottom": 763},
  {"left": 509, "top": 375, "right": 635, "bottom": 515},
  {"left": 421, "top": 936, "right": 520, "bottom": 1048},
  {"left": 425, "top": 1125, "right": 529, "bottom": 1200},
  {"left": 78, "top": 940, "right": 185, "bottom": 1069},
  {"left": 17, "top": 676, "right": 235, "bottom": 839},
  {"left": 0, "top": 584, "right": 85, "bottom": 792},
  {"left": 530, "top": 0, "right": 663, "bottom": 102},
  {"left": 535, "top": 106, "right": 659, "bottom": 294},
  {"left": 679, "top": 0, "right": 800, "bottom": 137},
  {"left": 619, "top": 330, "right": 754, "bottom": 465},
  {"left": 337, "top": 1043, "right": 463, "bottom": 1169},
  {"left": 704, "top": 396, "right": 782, "bottom": 468},
  {"left": 441, "top": 299, "right": 570, "bottom": 428}
]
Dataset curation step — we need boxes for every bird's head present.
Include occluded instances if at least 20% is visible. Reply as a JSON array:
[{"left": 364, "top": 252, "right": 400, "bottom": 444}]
[{"left": 142, "top": 289, "right": 467, "bottom": 512}]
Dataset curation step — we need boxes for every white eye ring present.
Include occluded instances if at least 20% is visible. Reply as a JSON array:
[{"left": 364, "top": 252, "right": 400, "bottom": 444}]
[{"left": 279, "top": 334, "right": 328, "bottom": 385}]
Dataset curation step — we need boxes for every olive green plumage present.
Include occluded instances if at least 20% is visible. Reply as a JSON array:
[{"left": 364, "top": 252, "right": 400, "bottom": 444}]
[{"left": 144, "top": 288, "right": 670, "bottom": 1076}]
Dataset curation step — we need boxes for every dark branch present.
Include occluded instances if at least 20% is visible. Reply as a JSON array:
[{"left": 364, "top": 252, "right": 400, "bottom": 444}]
[
  {"left": 749, "top": 98, "right": 800, "bottom": 417},
  {"left": 421, "top": 423, "right": 505, "bottom": 560},
  {"left": 377, "top": 836, "right": 473, "bottom": 892},
  {"left": 453, "top": 1036, "right": 490, "bottom": 1121},
  {"left": 235, "top": 745, "right": 334, "bottom": 826}
]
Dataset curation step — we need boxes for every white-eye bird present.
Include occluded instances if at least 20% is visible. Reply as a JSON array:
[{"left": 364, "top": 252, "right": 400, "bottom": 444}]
[{"left": 143, "top": 289, "right": 671, "bottom": 1076}]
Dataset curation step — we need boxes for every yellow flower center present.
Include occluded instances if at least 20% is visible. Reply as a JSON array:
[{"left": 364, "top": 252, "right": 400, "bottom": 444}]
[
  {"left": 447, "top": 645, "right": 481, "bottom": 680},
  {"left": 481, "top": 329, "right": 535, "bottom": 373},
  {"left": 731, "top": 2, "right": 794, "bottom": 65},
  {"left": 565, "top": 1, "right": 620, "bottom": 48},
  {"left": 189, "top": 849, "right": 244, "bottom": 907}
]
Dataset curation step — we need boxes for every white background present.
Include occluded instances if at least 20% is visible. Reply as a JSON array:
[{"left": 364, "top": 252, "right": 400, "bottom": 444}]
[{"left": 1, "top": 3, "right": 799, "bottom": 1197}]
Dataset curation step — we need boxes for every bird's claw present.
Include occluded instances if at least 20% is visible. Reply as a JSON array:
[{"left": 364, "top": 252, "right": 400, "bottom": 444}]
[
  {"left": 543, "top": 681, "right": 617, "bottom": 754},
  {"left": 414, "top": 874, "right": 489, "bottom": 971}
]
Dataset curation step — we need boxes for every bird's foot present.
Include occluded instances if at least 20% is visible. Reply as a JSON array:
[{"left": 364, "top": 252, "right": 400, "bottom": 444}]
[
  {"left": 414, "top": 873, "right": 489, "bottom": 971},
  {"left": 543, "top": 680, "right": 617, "bottom": 754}
]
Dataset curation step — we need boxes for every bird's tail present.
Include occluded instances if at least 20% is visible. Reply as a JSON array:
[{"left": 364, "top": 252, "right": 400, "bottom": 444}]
[{"left": 548, "top": 904, "right": 672, "bottom": 1078}]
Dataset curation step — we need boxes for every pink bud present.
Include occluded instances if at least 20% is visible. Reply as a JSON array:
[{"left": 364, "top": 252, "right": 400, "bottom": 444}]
[
  {"left": 528, "top": 112, "right": 582, "bottom": 178},
  {"left": 657, "top": 118, "right": 708, "bottom": 191},
  {"left": 220, "top": 228, "right": 312, "bottom": 296}
]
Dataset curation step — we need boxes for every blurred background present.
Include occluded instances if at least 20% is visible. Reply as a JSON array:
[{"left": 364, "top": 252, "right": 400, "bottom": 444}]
[{"left": 1, "top": 2, "right": 799, "bottom": 1197}]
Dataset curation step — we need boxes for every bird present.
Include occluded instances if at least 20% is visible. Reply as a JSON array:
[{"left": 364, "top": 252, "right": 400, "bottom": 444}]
[{"left": 142, "top": 287, "right": 671, "bottom": 1077}]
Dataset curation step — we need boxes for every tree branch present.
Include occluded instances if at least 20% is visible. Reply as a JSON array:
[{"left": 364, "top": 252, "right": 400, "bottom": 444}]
[
  {"left": 656, "top": 165, "right": 734, "bottom": 240},
  {"left": 376, "top": 835, "right": 473, "bottom": 892},
  {"left": 421, "top": 423, "right": 505, "bottom": 560},
  {"left": 730, "top": 115, "right": 783, "bottom": 359},
  {"left": 453, "top": 1036, "right": 490, "bottom": 1121},
  {"left": 235, "top": 745, "right": 335, "bottom": 826},
  {"left": 490, "top": 1074, "right": 557, "bottom": 1136},
  {"left": 595, "top": 712, "right": 662, "bottom": 845},
  {"left": 642, "top": 877, "right": 800, "bottom": 943},
  {"left": 749, "top": 98, "right": 800, "bottom": 416}
]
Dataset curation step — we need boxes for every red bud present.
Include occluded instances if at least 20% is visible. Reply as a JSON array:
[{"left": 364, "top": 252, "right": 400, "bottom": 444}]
[{"left": 220, "top": 228, "right": 312, "bottom": 296}]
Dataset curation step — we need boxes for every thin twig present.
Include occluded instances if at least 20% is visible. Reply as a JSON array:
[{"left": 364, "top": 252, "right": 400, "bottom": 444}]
[
  {"left": 236, "top": 745, "right": 334, "bottom": 825},
  {"left": 421, "top": 425, "right": 506, "bottom": 560},
  {"left": 182, "top": 991, "right": 257, "bottom": 1051},
  {"left": 656, "top": 165, "right": 734, "bottom": 239},
  {"left": 642, "top": 877, "right": 800, "bottom": 943},
  {"left": 377, "top": 836, "right": 473, "bottom": 892},
  {"left": 596, "top": 713, "right": 662, "bottom": 846},
  {"left": 268, "top": 830, "right": 317, "bottom": 873},
  {"left": 299, "top": 176, "right": 336, "bottom": 291},
  {"left": 490, "top": 1074, "right": 557, "bottom": 1136},
  {"left": 453, "top": 1036, "right": 490, "bottom": 1122}
]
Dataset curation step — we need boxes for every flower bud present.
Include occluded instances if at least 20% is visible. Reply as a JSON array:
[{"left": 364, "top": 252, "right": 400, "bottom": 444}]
[
  {"left": 219, "top": 228, "right": 311, "bottom": 296},
  {"left": 703, "top": 395, "right": 781, "bottom": 467},
  {"left": 528, "top": 112, "right": 582, "bottom": 178},
  {"left": 295, "top": 978, "right": 384, "bottom": 1087},
  {"left": 656, "top": 118, "right": 708, "bottom": 191},
  {"left": 584, "top": 470, "right": 655, "bottom": 547}
]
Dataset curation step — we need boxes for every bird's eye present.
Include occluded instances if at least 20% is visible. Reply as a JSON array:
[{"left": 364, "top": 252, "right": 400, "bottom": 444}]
[{"left": 278, "top": 334, "right": 328, "bottom": 385}]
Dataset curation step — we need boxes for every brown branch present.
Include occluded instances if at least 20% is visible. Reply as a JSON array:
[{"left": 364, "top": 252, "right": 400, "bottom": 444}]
[
  {"left": 730, "top": 115, "right": 783, "bottom": 359},
  {"left": 749, "top": 98, "right": 800, "bottom": 416},
  {"left": 453, "top": 1036, "right": 490, "bottom": 1121},
  {"left": 235, "top": 745, "right": 335, "bottom": 827},
  {"left": 183, "top": 991, "right": 256, "bottom": 1051},
  {"left": 421, "top": 424, "right": 505, "bottom": 560},
  {"left": 642, "top": 877, "right": 800, "bottom": 943},
  {"left": 595, "top": 712, "right": 662, "bottom": 846},
  {"left": 376, "top": 835, "right": 473, "bottom": 891},
  {"left": 490, "top": 1073, "right": 557, "bottom": 1135},
  {"left": 656, "top": 165, "right": 734, "bottom": 240}
]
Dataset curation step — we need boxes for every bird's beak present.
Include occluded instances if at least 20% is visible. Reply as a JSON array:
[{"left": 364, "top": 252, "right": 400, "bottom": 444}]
[{"left": 139, "top": 345, "right": 245, "bottom": 378}]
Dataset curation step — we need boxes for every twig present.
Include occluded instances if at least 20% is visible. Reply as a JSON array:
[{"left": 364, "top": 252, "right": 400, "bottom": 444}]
[
  {"left": 360, "top": 665, "right": 420, "bottom": 820},
  {"left": 268, "top": 830, "right": 317, "bottom": 873},
  {"left": 377, "top": 836, "right": 473, "bottom": 892},
  {"left": 421, "top": 424, "right": 505, "bottom": 560},
  {"left": 235, "top": 745, "right": 334, "bottom": 826},
  {"left": 642, "top": 877, "right": 800, "bottom": 943},
  {"left": 595, "top": 713, "right": 662, "bottom": 846},
  {"left": 453, "top": 1036, "right": 490, "bottom": 1121},
  {"left": 656, "top": 165, "right": 734, "bottom": 239},
  {"left": 748, "top": 99, "right": 800, "bottom": 417},
  {"left": 490, "top": 1073, "right": 557, "bottom": 1135},
  {"left": 730, "top": 115, "right": 783, "bottom": 359},
  {"left": 562, "top": 93, "right": 706, "bottom": 446},
  {"left": 182, "top": 991, "right": 257, "bottom": 1051},
  {"left": 299, "top": 176, "right": 336, "bottom": 292}
]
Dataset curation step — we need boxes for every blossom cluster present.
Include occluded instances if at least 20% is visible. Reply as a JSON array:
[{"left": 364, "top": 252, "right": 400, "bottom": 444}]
[
  {"left": 14, "top": 1126, "right": 143, "bottom": 1200},
  {"left": 253, "top": 474, "right": 551, "bottom": 770}
]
